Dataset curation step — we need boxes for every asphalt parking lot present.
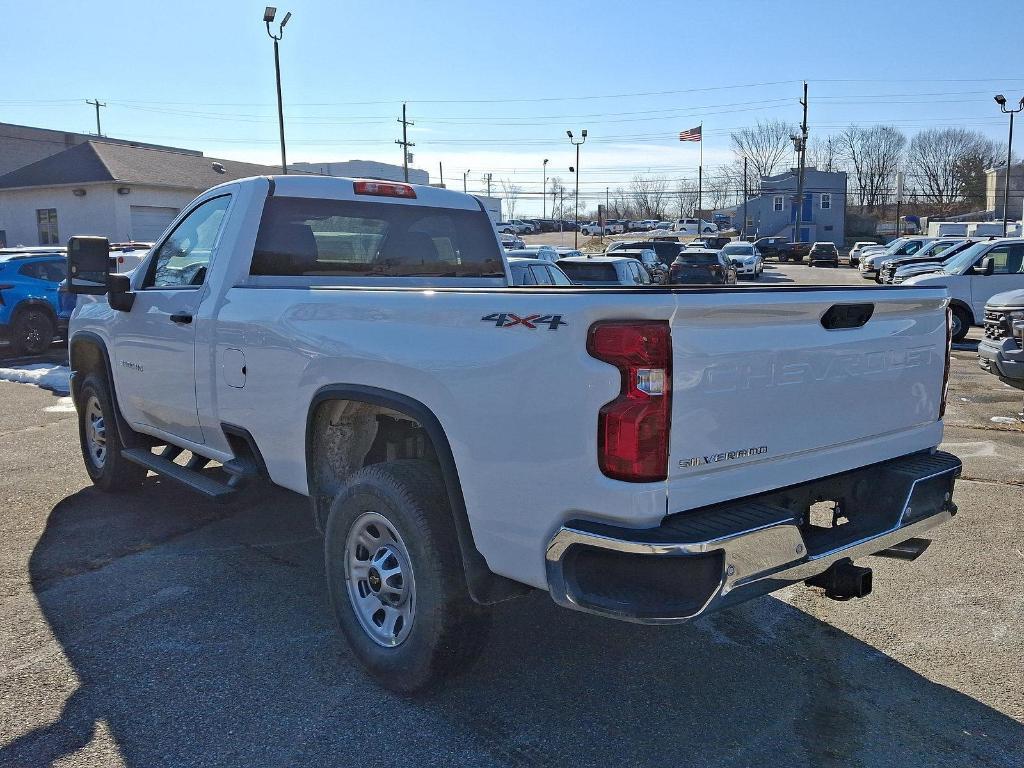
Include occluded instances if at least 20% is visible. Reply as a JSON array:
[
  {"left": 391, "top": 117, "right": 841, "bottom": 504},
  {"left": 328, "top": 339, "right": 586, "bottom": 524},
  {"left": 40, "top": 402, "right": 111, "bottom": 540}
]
[{"left": 1, "top": 263, "right": 1022, "bottom": 767}]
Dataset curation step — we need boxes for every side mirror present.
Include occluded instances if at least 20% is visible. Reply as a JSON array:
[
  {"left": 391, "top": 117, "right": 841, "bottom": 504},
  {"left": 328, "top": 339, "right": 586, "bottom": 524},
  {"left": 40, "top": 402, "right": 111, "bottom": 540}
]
[
  {"left": 66, "top": 236, "right": 111, "bottom": 294},
  {"left": 979, "top": 257, "right": 995, "bottom": 276}
]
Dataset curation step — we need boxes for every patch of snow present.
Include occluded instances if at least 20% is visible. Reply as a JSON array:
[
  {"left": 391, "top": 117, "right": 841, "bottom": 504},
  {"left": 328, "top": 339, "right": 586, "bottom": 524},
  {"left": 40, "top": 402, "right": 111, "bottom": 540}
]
[
  {"left": 990, "top": 416, "right": 1020, "bottom": 425},
  {"left": 0, "top": 363, "right": 71, "bottom": 394},
  {"left": 44, "top": 396, "right": 76, "bottom": 413}
]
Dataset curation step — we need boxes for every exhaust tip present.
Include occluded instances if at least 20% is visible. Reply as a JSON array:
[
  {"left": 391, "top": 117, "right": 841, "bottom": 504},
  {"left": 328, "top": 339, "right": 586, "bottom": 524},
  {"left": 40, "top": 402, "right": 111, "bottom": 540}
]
[{"left": 806, "top": 558, "right": 873, "bottom": 601}]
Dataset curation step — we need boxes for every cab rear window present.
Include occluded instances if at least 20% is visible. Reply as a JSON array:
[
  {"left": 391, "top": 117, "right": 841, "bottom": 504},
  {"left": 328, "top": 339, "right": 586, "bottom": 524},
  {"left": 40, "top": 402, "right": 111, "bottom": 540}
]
[
  {"left": 559, "top": 262, "right": 618, "bottom": 281},
  {"left": 250, "top": 197, "right": 504, "bottom": 278}
]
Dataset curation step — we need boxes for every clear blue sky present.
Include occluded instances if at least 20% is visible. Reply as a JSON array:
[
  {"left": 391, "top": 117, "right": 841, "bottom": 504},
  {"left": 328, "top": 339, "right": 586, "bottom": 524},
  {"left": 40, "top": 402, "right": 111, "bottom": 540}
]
[{"left": 3, "top": 0, "right": 1022, "bottom": 214}]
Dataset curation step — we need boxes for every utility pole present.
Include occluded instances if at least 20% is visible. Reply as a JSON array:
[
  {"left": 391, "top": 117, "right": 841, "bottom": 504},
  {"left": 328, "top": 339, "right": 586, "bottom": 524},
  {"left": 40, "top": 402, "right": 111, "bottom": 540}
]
[
  {"left": 482, "top": 173, "right": 493, "bottom": 196},
  {"left": 396, "top": 103, "right": 415, "bottom": 183},
  {"left": 463, "top": 169, "right": 470, "bottom": 194},
  {"left": 85, "top": 98, "right": 106, "bottom": 136},
  {"left": 995, "top": 95, "right": 1024, "bottom": 236},
  {"left": 542, "top": 158, "right": 549, "bottom": 218},
  {"left": 742, "top": 156, "right": 748, "bottom": 239},
  {"left": 792, "top": 81, "right": 808, "bottom": 243},
  {"left": 438, "top": 161, "right": 444, "bottom": 187}
]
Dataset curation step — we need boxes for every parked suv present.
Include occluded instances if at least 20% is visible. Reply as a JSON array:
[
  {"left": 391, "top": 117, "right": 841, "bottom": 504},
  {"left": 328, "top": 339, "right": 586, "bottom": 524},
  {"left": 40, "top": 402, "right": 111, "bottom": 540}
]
[
  {"left": 808, "top": 242, "right": 840, "bottom": 268},
  {"left": 669, "top": 249, "right": 737, "bottom": 284},
  {"left": 0, "top": 250, "right": 75, "bottom": 354},
  {"left": 979, "top": 289, "right": 1024, "bottom": 389}
]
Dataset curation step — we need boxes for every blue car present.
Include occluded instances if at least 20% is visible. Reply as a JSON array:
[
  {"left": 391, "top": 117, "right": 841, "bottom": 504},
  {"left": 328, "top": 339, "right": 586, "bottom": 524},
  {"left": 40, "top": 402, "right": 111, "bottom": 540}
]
[{"left": 0, "top": 249, "right": 75, "bottom": 355}]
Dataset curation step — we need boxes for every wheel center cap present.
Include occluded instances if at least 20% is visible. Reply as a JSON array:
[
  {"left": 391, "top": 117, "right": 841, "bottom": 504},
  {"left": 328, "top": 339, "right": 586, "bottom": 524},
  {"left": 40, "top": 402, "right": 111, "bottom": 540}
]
[{"left": 368, "top": 567, "right": 382, "bottom": 592}]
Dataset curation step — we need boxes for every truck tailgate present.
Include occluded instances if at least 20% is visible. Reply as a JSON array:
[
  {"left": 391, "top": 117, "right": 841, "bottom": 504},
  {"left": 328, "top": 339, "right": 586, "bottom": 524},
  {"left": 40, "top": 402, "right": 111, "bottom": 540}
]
[{"left": 667, "top": 288, "right": 949, "bottom": 512}]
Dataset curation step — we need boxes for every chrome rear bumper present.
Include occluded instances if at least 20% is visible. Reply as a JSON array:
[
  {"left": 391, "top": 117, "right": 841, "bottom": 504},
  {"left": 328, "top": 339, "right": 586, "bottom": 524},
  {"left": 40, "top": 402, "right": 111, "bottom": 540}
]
[{"left": 545, "top": 450, "right": 961, "bottom": 624}]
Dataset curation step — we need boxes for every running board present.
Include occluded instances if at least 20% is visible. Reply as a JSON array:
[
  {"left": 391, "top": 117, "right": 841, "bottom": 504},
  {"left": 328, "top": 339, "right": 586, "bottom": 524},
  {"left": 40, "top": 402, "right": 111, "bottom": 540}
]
[{"left": 121, "top": 448, "right": 237, "bottom": 501}]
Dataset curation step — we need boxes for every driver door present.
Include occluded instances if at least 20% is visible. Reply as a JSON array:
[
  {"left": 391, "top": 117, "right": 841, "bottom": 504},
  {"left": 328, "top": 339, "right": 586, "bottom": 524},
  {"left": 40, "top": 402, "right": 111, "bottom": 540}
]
[
  {"left": 111, "top": 194, "right": 232, "bottom": 445},
  {"left": 970, "top": 243, "right": 1024, "bottom": 319}
]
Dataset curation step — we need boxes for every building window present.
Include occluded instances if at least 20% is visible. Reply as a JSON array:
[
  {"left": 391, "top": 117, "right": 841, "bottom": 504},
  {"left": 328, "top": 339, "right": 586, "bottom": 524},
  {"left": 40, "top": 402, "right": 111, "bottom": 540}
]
[
  {"left": 773, "top": 195, "right": 784, "bottom": 212},
  {"left": 36, "top": 209, "right": 59, "bottom": 246},
  {"left": 820, "top": 193, "right": 832, "bottom": 210}
]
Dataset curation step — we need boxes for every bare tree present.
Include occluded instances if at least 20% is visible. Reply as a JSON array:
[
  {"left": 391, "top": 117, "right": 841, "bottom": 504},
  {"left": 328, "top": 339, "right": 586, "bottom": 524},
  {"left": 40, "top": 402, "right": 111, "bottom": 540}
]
[
  {"left": 674, "top": 178, "right": 698, "bottom": 219},
  {"left": 807, "top": 135, "right": 843, "bottom": 173},
  {"left": 500, "top": 178, "right": 522, "bottom": 220},
  {"left": 730, "top": 120, "right": 797, "bottom": 179},
  {"left": 628, "top": 175, "right": 669, "bottom": 218},
  {"left": 840, "top": 125, "right": 906, "bottom": 209},
  {"left": 548, "top": 176, "right": 566, "bottom": 219},
  {"left": 907, "top": 128, "right": 999, "bottom": 211}
]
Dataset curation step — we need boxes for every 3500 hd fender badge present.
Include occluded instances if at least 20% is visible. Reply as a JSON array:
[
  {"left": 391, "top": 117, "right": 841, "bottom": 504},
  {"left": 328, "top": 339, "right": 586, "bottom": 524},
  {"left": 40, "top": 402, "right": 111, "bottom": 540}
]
[{"left": 481, "top": 313, "right": 566, "bottom": 330}]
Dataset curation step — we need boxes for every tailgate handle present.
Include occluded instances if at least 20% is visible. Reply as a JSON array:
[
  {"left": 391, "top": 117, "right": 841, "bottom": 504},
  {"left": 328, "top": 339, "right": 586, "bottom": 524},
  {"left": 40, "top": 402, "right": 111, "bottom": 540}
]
[{"left": 821, "top": 303, "right": 874, "bottom": 330}]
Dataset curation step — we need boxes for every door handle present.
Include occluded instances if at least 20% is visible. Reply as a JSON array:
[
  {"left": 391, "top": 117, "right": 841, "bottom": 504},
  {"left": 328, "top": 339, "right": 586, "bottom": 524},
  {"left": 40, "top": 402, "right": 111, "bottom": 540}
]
[{"left": 170, "top": 312, "right": 193, "bottom": 324}]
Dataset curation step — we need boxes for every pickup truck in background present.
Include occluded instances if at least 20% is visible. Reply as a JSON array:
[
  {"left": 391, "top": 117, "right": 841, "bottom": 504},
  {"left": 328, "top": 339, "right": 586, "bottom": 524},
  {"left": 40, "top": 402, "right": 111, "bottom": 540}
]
[
  {"left": 979, "top": 289, "right": 1024, "bottom": 389},
  {"left": 65, "top": 175, "right": 961, "bottom": 692}
]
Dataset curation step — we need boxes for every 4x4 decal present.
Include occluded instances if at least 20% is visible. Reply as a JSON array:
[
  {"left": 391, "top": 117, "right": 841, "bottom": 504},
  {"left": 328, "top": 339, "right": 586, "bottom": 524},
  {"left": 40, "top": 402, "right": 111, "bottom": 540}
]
[{"left": 481, "top": 313, "right": 566, "bottom": 330}]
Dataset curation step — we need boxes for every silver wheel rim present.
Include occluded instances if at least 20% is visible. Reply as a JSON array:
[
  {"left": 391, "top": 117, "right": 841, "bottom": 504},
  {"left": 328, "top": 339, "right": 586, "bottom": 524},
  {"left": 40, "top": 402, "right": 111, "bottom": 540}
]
[
  {"left": 344, "top": 512, "right": 415, "bottom": 647},
  {"left": 951, "top": 313, "right": 963, "bottom": 339},
  {"left": 84, "top": 394, "right": 107, "bottom": 469}
]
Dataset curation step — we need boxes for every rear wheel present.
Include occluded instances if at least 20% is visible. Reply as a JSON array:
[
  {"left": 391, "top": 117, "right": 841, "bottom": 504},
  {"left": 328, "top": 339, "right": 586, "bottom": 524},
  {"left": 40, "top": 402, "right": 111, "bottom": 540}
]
[
  {"left": 11, "top": 308, "right": 54, "bottom": 356},
  {"left": 950, "top": 306, "right": 971, "bottom": 343},
  {"left": 324, "top": 460, "right": 490, "bottom": 693},
  {"left": 77, "top": 374, "right": 148, "bottom": 491}
]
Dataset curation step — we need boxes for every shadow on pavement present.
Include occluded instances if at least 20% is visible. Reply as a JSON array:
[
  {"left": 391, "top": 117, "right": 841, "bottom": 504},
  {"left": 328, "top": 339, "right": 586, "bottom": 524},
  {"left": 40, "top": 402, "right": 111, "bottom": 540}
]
[{"left": 3, "top": 479, "right": 1021, "bottom": 767}]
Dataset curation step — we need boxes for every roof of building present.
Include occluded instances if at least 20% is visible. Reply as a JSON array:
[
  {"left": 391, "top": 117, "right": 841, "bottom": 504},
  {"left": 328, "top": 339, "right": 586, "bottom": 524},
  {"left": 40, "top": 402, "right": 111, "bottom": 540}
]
[{"left": 0, "top": 140, "right": 278, "bottom": 191}]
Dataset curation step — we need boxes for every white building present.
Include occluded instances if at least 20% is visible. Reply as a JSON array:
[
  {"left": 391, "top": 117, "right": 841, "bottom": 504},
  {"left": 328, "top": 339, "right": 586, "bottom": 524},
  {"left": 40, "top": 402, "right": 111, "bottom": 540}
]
[
  {"left": 289, "top": 159, "right": 429, "bottom": 185},
  {"left": 0, "top": 141, "right": 276, "bottom": 246}
]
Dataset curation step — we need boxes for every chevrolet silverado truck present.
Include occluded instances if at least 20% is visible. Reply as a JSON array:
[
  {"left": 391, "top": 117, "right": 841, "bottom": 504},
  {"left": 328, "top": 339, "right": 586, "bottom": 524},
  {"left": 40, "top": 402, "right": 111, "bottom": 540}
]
[{"left": 64, "top": 175, "right": 961, "bottom": 692}]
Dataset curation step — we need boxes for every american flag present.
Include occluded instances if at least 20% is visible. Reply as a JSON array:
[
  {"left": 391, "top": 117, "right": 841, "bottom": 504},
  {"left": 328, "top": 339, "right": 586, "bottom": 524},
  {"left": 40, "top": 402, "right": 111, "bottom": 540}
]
[{"left": 679, "top": 126, "right": 702, "bottom": 142}]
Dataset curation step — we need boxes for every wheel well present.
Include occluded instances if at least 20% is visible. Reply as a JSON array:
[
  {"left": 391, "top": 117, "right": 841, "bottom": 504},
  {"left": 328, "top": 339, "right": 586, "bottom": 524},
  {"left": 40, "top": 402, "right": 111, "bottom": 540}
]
[
  {"left": 12, "top": 299, "right": 57, "bottom": 324},
  {"left": 70, "top": 336, "right": 106, "bottom": 404},
  {"left": 306, "top": 387, "right": 530, "bottom": 605}
]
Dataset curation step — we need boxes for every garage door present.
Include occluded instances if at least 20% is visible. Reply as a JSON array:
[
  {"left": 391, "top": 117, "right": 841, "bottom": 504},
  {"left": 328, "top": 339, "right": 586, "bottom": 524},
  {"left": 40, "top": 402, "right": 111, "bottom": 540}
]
[{"left": 129, "top": 206, "right": 179, "bottom": 242}]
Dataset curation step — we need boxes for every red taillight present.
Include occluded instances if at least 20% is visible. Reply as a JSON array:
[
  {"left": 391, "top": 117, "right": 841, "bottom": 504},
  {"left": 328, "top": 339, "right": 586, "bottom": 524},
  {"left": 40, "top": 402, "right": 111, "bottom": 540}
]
[
  {"left": 352, "top": 180, "right": 417, "bottom": 199},
  {"left": 939, "top": 306, "right": 952, "bottom": 418},
  {"left": 587, "top": 321, "right": 672, "bottom": 482}
]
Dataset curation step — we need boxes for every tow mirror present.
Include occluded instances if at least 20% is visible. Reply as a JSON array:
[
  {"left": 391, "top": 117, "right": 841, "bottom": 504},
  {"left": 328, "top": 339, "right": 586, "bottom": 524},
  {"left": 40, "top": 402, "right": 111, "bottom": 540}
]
[
  {"left": 66, "top": 236, "right": 111, "bottom": 294},
  {"left": 979, "top": 257, "right": 995, "bottom": 276}
]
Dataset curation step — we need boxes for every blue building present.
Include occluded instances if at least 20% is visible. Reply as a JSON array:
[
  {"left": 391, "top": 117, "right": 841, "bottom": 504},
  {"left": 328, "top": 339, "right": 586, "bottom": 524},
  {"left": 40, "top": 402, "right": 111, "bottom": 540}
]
[{"left": 736, "top": 167, "right": 847, "bottom": 245}]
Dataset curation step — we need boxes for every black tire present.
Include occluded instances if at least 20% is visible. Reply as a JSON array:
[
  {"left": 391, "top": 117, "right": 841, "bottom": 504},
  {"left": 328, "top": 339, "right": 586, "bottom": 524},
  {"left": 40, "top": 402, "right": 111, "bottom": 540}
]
[
  {"left": 951, "top": 306, "right": 971, "bottom": 343},
  {"left": 11, "top": 307, "right": 54, "bottom": 356},
  {"left": 77, "top": 374, "right": 148, "bottom": 492},
  {"left": 324, "top": 460, "right": 490, "bottom": 693}
]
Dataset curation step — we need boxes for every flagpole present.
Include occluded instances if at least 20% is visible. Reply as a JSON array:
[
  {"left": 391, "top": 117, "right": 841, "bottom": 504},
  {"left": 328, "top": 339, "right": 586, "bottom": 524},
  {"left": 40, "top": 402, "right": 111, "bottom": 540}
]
[{"left": 697, "top": 123, "right": 703, "bottom": 229}]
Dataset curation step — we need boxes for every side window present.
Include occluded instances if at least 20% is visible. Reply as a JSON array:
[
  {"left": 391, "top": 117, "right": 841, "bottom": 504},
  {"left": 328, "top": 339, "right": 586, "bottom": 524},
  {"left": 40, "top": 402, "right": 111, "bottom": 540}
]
[
  {"left": 1004, "top": 245, "right": 1024, "bottom": 273},
  {"left": 516, "top": 265, "right": 537, "bottom": 285},
  {"left": 548, "top": 266, "right": 573, "bottom": 286},
  {"left": 530, "top": 265, "right": 553, "bottom": 285},
  {"left": 985, "top": 246, "right": 1010, "bottom": 274},
  {"left": 144, "top": 195, "right": 231, "bottom": 289}
]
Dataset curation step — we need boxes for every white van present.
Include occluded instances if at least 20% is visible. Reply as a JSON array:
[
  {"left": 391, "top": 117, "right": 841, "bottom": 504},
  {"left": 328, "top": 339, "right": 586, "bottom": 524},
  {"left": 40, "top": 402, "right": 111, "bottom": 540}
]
[{"left": 903, "top": 238, "right": 1024, "bottom": 340}]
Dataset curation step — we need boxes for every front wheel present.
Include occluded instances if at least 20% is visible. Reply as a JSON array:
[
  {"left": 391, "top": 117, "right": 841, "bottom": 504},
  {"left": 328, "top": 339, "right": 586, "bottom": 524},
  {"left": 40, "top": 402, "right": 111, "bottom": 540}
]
[
  {"left": 11, "top": 308, "right": 54, "bottom": 356},
  {"left": 324, "top": 460, "right": 490, "bottom": 693},
  {"left": 950, "top": 306, "right": 971, "bottom": 343},
  {"left": 77, "top": 374, "right": 148, "bottom": 491}
]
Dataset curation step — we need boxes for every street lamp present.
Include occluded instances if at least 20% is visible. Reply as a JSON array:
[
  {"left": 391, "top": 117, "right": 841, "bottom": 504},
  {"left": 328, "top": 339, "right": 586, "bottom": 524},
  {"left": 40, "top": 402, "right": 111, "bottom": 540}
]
[
  {"left": 567, "top": 130, "right": 587, "bottom": 247},
  {"left": 264, "top": 7, "right": 292, "bottom": 175},
  {"left": 995, "top": 94, "right": 1024, "bottom": 236},
  {"left": 463, "top": 169, "right": 470, "bottom": 194},
  {"left": 542, "top": 158, "right": 549, "bottom": 218}
]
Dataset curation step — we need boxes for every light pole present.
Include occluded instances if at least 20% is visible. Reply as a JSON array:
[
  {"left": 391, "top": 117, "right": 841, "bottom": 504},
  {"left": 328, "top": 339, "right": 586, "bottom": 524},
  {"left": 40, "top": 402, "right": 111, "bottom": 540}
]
[
  {"left": 542, "top": 158, "right": 549, "bottom": 218},
  {"left": 264, "top": 7, "right": 292, "bottom": 175},
  {"left": 463, "top": 169, "right": 470, "bottom": 194},
  {"left": 567, "top": 129, "right": 587, "bottom": 248},
  {"left": 995, "top": 94, "right": 1024, "bottom": 236}
]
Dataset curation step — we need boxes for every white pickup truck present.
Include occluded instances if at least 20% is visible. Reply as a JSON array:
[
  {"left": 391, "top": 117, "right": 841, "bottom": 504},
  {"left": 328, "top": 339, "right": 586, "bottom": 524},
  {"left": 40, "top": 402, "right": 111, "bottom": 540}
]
[{"left": 64, "top": 175, "right": 961, "bottom": 692}]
